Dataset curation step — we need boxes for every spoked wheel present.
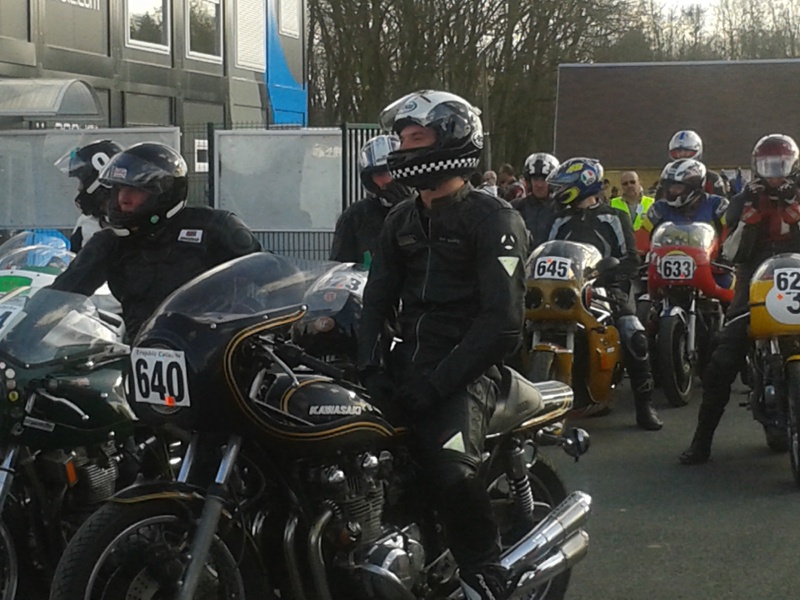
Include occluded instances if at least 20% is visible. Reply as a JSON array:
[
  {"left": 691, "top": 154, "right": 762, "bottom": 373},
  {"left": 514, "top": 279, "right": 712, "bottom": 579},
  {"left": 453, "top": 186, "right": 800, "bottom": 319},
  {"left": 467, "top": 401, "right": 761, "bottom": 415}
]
[
  {"left": 50, "top": 499, "right": 263, "bottom": 600},
  {"left": 658, "top": 315, "right": 693, "bottom": 407},
  {"left": 0, "top": 522, "right": 18, "bottom": 600},
  {"left": 487, "top": 454, "right": 570, "bottom": 600},
  {"left": 787, "top": 362, "right": 800, "bottom": 486}
]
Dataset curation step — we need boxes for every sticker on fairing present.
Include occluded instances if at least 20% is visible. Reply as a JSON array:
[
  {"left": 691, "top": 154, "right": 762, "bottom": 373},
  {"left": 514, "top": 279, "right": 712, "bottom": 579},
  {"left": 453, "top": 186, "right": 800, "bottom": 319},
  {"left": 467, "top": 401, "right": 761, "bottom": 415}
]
[
  {"left": 766, "top": 268, "right": 800, "bottom": 325},
  {"left": 131, "top": 348, "right": 191, "bottom": 407},
  {"left": 533, "top": 256, "right": 571, "bottom": 280}
]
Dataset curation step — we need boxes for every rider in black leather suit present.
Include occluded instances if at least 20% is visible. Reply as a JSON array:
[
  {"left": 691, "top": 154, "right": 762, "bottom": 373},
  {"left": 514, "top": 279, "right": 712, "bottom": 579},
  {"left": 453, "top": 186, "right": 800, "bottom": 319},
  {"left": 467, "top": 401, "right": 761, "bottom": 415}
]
[{"left": 357, "top": 90, "right": 528, "bottom": 600}]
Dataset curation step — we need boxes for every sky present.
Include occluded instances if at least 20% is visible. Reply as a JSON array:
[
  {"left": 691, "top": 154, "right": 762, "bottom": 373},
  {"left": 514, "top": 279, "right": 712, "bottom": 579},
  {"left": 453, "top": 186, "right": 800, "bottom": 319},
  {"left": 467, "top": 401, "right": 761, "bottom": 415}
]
[{"left": 659, "top": 0, "right": 718, "bottom": 9}]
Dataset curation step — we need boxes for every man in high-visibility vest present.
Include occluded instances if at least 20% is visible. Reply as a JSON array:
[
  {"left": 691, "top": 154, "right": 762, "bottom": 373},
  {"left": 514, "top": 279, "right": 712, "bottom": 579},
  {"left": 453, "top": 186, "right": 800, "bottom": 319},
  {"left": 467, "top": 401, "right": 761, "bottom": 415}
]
[{"left": 610, "top": 171, "right": 654, "bottom": 255}]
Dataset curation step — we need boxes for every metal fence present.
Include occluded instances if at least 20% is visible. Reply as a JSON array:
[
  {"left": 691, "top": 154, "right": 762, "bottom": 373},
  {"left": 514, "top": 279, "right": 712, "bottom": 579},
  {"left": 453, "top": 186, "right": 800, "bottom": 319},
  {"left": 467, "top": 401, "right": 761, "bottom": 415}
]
[{"left": 254, "top": 230, "right": 335, "bottom": 260}]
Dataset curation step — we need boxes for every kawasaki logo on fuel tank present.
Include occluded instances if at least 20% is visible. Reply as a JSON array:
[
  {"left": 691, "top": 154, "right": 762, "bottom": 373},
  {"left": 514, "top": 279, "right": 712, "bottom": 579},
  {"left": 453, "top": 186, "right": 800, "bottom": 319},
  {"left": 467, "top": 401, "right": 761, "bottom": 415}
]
[
  {"left": 59, "top": 0, "right": 101, "bottom": 11},
  {"left": 309, "top": 405, "right": 364, "bottom": 416}
]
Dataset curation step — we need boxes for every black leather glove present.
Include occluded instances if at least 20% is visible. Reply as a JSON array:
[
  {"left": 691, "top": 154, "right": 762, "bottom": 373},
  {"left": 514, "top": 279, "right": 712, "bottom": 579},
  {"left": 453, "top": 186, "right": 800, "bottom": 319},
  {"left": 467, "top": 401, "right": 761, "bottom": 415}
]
[
  {"left": 743, "top": 180, "right": 765, "bottom": 202},
  {"left": 360, "top": 368, "right": 395, "bottom": 403},
  {"left": 775, "top": 182, "right": 799, "bottom": 203},
  {"left": 398, "top": 378, "right": 441, "bottom": 413}
]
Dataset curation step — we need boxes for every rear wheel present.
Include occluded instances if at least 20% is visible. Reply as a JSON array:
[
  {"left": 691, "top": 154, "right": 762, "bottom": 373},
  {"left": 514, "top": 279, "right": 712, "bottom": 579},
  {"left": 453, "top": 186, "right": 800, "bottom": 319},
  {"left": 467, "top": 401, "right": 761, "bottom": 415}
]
[
  {"left": 658, "top": 315, "right": 692, "bottom": 407},
  {"left": 488, "top": 454, "right": 570, "bottom": 600},
  {"left": 50, "top": 499, "right": 269, "bottom": 600}
]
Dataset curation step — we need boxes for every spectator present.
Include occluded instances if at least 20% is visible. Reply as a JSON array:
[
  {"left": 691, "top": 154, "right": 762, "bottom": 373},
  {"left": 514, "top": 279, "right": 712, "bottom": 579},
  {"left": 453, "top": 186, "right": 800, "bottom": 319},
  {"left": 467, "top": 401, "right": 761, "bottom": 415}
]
[
  {"left": 610, "top": 171, "right": 655, "bottom": 255},
  {"left": 497, "top": 163, "right": 526, "bottom": 202},
  {"left": 479, "top": 170, "right": 498, "bottom": 196}
]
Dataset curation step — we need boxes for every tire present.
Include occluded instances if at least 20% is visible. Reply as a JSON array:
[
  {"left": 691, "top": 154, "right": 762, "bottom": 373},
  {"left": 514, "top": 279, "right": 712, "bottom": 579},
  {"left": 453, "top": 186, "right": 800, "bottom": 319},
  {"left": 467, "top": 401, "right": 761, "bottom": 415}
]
[
  {"left": 487, "top": 455, "right": 570, "bottom": 600},
  {"left": 50, "top": 498, "right": 269, "bottom": 600},
  {"left": 787, "top": 361, "right": 800, "bottom": 487},
  {"left": 658, "top": 315, "right": 692, "bottom": 407},
  {"left": 527, "top": 350, "right": 557, "bottom": 383},
  {"left": 764, "top": 425, "right": 789, "bottom": 453},
  {"left": 0, "top": 522, "right": 17, "bottom": 600}
]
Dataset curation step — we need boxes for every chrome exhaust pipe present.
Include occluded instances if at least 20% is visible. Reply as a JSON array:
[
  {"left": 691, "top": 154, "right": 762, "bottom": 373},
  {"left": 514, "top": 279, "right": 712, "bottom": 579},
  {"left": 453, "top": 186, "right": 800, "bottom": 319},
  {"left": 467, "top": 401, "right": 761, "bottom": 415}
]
[
  {"left": 500, "top": 490, "right": 591, "bottom": 574},
  {"left": 514, "top": 530, "right": 589, "bottom": 595}
]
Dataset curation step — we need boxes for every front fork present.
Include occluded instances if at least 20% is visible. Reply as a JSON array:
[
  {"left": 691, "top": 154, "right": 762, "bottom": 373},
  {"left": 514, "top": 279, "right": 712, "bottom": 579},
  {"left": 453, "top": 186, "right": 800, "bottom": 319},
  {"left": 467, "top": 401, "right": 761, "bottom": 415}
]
[
  {"left": 0, "top": 444, "right": 20, "bottom": 513},
  {"left": 175, "top": 434, "right": 242, "bottom": 600}
]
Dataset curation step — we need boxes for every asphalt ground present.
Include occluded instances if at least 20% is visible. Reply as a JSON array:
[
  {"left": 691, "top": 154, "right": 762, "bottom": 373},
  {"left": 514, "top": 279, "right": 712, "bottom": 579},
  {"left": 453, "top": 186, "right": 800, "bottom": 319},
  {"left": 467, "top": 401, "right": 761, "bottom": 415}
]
[{"left": 548, "top": 379, "right": 800, "bottom": 600}]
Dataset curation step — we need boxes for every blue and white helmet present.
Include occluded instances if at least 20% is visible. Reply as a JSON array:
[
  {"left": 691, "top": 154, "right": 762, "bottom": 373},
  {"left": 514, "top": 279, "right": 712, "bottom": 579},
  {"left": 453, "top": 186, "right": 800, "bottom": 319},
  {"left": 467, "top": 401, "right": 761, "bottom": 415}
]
[
  {"left": 546, "top": 158, "right": 604, "bottom": 206},
  {"left": 379, "top": 90, "right": 483, "bottom": 190},
  {"left": 668, "top": 130, "right": 703, "bottom": 161}
]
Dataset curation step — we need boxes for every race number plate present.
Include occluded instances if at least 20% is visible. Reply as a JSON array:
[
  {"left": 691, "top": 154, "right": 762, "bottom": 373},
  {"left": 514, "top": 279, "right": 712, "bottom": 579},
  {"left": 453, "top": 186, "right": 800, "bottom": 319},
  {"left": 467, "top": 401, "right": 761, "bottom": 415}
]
[
  {"left": 534, "top": 256, "right": 571, "bottom": 280},
  {"left": 0, "top": 303, "right": 25, "bottom": 338},
  {"left": 766, "top": 268, "right": 800, "bottom": 324},
  {"left": 658, "top": 254, "right": 695, "bottom": 280},
  {"left": 130, "top": 348, "right": 191, "bottom": 407},
  {"left": 311, "top": 271, "right": 367, "bottom": 295}
]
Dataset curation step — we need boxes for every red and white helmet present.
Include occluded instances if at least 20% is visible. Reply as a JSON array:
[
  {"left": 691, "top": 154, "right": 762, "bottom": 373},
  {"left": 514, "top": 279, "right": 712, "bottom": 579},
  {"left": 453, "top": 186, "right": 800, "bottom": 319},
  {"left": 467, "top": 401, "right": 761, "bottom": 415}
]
[
  {"left": 751, "top": 134, "right": 800, "bottom": 179},
  {"left": 668, "top": 130, "right": 703, "bottom": 161}
]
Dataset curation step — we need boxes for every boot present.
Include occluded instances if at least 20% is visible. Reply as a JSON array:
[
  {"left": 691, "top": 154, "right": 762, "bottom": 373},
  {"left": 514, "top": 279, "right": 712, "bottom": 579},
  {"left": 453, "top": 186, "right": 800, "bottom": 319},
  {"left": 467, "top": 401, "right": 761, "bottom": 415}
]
[
  {"left": 460, "top": 564, "right": 513, "bottom": 600},
  {"left": 634, "top": 388, "right": 663, "bottom": 431},
  {"left": 679, "top": 406, "right": 724, "bottom": 465}
]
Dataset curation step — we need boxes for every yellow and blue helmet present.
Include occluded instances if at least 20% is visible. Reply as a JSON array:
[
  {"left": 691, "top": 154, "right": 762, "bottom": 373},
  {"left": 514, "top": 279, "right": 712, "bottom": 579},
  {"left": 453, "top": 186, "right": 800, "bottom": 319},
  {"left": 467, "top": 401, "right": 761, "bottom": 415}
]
[{"left": 546, "top": 158, "right": 604, "bottom": 206}]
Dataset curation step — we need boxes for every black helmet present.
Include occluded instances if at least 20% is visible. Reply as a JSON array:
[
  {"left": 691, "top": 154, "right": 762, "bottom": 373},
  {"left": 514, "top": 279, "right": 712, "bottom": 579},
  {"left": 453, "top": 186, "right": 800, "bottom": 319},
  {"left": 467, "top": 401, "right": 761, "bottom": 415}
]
[
  {"left": 379, "top": 90, "right": 483, "bottom": 190},
  {"left": 359, "top": 134, "right": 399, "bottom": 194},
  {"left": 100, "top": 142, "right": 188, "bottom": 234},
  {"left": 659, "top": 159, "right": 706, "bottom": 208},
  {"left": 55, "top": 140, "right": 123, "bottom": 217}
]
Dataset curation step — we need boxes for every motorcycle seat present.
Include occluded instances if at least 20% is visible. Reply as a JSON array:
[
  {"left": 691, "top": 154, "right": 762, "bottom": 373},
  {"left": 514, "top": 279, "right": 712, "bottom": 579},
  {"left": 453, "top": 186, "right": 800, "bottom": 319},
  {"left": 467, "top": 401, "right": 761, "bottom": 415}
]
[{"left": 488, "top": 367, "right": 573, "bottom": 436}]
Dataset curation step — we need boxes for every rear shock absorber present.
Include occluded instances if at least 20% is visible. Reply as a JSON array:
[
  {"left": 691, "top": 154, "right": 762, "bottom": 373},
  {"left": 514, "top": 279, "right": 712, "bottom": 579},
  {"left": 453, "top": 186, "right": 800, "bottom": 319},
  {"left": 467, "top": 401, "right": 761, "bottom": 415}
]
[{"left": 507, "top": 443, "right": 535, "bottom": 525}]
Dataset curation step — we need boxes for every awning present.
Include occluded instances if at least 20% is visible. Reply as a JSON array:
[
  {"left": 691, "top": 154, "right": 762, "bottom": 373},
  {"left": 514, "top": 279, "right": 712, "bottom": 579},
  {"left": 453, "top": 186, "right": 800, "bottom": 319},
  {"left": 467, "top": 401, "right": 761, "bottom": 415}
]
[{"left": 0, "top": 78, "right": 103, "bottom": 119}]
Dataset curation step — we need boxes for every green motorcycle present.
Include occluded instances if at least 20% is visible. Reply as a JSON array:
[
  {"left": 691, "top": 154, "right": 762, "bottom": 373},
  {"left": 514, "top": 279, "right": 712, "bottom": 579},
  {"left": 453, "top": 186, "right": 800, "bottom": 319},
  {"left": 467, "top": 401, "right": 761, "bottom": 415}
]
[{"left": 0, "top": 287, "right": 175, "bottom": 599}]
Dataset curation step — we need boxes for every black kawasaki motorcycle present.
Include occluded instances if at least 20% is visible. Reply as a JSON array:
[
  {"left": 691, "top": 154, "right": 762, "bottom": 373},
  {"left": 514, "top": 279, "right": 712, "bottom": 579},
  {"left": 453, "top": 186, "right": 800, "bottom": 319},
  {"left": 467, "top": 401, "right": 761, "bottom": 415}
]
[{"left": 50, "top": 253, "right": 592, "bottom": 600}]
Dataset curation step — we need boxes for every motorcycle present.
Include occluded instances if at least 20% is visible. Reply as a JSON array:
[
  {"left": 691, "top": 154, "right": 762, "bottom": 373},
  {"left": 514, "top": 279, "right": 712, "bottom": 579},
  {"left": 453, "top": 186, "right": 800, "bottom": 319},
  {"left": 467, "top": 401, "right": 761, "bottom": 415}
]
[
  {"left": 0, "top": 287, "right": 175, "bottom": 599},
  {"left": 523, "top": 240, "right": 623, "bottom": 418},
  {"left": 290, "top": 260, "right": 368, "bottom": 380},
  {"left": 639, "top": 222, "right": 733, "bottom": 407},
  {"left": 51, "top": 252, "right": 592, "bottom": 600},
  {"left": 747, "top": 252, "right": 800, "bottom": 481},
  {"left": 0, "top": 232, "right": 122, "bottom": 326}
]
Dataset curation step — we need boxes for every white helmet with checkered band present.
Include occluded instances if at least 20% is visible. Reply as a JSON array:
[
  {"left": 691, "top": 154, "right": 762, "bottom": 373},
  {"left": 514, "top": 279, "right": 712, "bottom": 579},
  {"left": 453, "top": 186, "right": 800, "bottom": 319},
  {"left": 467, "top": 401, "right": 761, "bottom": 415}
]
[{"left": 379, "top": 90, "right": 483, "bottom": 190}]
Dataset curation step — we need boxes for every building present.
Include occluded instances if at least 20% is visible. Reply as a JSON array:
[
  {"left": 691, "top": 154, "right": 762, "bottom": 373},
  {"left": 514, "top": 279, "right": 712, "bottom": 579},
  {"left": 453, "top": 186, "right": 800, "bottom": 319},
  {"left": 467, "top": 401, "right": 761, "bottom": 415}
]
[
  {"left": 0, "top": 0, "right": 308, "bottom": 129},
  {"left": 554, "top": 59, "right": 800, "bottom": 192}
]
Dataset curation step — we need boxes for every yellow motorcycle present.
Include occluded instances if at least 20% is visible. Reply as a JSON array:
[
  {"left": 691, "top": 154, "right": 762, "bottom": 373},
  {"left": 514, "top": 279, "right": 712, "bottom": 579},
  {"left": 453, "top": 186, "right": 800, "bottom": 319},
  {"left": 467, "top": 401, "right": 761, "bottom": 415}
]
[
  {"left": 523, "top": 240, "right": 624, "bottom": 417},
  {"left": 748, "top": 252, "right": 800, "bottom": 485}
]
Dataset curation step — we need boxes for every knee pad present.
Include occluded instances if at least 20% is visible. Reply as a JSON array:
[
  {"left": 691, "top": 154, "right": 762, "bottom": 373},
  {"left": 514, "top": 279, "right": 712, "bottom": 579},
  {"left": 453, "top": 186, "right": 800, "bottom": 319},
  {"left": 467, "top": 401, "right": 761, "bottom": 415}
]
[
  {"left": 618, "top": 315, "right": 649, "bottom": 361},
  {"left": 431, "top": 449, "right": 479, "bottom": 491}
]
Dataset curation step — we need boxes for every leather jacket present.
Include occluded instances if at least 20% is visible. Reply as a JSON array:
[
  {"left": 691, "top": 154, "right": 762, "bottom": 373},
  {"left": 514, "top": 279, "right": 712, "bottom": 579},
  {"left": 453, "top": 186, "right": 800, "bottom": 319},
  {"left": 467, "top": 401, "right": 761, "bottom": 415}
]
[{"left": 357, "top": 184, "right": 528, "bottom": 398}]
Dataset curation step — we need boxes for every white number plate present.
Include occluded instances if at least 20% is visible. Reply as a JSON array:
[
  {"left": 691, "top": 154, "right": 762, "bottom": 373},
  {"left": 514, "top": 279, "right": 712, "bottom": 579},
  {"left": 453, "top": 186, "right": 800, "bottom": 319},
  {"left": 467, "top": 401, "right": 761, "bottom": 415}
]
[
  {"left": 131, "top": 348, "right": 191, "bottom": 407},
  {"left": 534, "top": 256, "right": 571, "bottom": 280},
  {"left": 311, "top": 271, "right": 368, "bottom": 296},
  {"left": 767, "top": 268, "right": 800, "bottom": 324},
  {"left": 658, "top": 254, "right": 695, "bottom": 280}
]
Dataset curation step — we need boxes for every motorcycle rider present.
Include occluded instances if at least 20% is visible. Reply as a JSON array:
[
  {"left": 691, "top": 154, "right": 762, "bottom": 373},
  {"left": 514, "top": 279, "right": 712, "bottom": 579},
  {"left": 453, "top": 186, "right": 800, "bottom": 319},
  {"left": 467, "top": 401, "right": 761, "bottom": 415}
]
[
  {"left": 680, "top": 134, "right": 800, "bottom": 464},
  {"left": 511, "top": 152, "right": 560, "bottom": 248},
  {"left": 330, "top": 134, "right": 412, "bottom": 264},
  {"left": 662, "top": 130, "right": 729, "bottom": 198},
  {"left": 50, "top": 142, "right": 261, "bottom": 341},
  {"left": 357, "top": 90, "right": 528, "bottom": 600},
  {"left": 646, "top": 158, "right": 729, "bottom": 238},
  {"left": 547, "top": 158, "right": 663, "bottom": 431},
  {"left": 55, "top": 140, "right": 123, "bottom": 252}
]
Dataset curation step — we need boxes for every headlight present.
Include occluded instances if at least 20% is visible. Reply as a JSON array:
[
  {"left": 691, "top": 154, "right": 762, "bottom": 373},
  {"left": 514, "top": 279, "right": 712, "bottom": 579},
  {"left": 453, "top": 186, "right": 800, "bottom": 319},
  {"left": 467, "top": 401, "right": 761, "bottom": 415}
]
[
  {"left": 553, "top": 288, "right": 577, "bottom": 310},
  {"left": 526, "top": 288, "right": 544, "bottom": 309}
]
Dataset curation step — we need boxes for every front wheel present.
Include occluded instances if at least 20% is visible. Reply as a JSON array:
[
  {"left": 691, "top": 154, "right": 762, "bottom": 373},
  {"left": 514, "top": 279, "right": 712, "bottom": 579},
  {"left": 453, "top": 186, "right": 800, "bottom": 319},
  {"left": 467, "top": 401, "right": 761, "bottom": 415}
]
[
  {"left": 488, "top": 454, "right": 570, "bottom": 600},
  {"left": 0, "top": 522, "right": 17, "bottom": 600},
  {"left": 50, "top": 499, "right": 268, "bottom": 600},
  {"left": 658, "top": 315, "right": 693, "bottom": 407}
]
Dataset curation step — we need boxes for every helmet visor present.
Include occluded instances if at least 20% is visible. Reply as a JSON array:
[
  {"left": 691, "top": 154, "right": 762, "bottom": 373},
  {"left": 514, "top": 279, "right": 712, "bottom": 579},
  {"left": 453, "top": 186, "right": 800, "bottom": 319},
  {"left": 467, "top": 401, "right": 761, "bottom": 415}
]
[
  {"left": 755, "top": 155, "right": 795, "bottom": 178},
  {"left": 99, "top": 152, "right": 175, "bottom": 194},
  {"left": 54, "top": 147, "right": 93, "bottom": 179},
  {"left": 359, "top": 135, "right": 399, "bottom": 170}
]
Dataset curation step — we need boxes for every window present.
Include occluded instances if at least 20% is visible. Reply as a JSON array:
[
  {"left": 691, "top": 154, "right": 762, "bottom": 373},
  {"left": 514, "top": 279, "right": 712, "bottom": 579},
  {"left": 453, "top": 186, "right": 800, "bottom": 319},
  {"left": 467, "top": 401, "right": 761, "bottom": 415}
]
[
  {"left": 127, "top": 0, "right": 170, "bottom": 52},
  {"left": 188, "top": 0, "right": 222, "bottom": 60},
  {"left": 236, "top": 0, "right": 266, "bottom": 71},
  {"left": 279, "top": 0, "right": 300, "bottom": 39}
]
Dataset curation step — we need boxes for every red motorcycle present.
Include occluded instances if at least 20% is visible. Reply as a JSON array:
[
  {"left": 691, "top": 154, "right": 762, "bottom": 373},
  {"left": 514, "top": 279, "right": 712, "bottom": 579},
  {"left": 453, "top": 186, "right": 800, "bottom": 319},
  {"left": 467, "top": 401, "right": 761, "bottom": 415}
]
[{"left": 639, "top": 222, "right": 733, "bottom": 406}]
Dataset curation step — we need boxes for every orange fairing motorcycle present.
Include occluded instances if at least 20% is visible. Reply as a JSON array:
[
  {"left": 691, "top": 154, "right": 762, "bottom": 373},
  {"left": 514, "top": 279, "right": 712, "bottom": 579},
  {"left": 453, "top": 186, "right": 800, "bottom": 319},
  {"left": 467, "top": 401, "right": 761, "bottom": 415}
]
[{"left": 524, "top": 240, "right": 623, "bottom": 417}]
